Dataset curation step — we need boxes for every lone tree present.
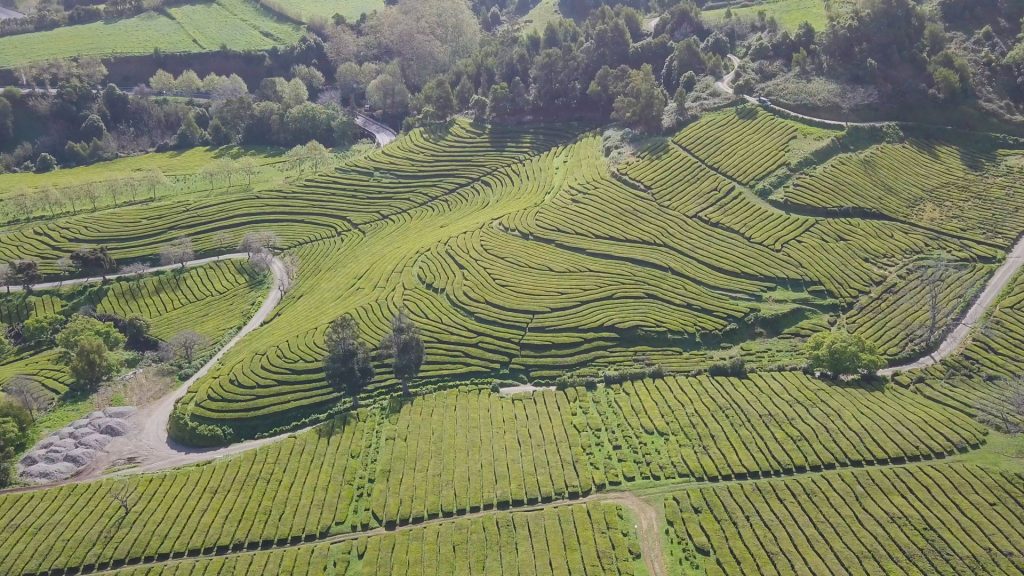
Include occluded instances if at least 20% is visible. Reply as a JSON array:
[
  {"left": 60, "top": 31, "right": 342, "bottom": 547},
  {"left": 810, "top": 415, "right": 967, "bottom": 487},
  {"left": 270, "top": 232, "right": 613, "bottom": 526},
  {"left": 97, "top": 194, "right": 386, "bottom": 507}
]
[
  {"left": 3, "top": 375, "right": 49, "bottom": 421},
  {"left": 805, "top": 328, "right": 885, "bottom": 380},
  {"left": 160, "top": 238, "right": 194, "bottom": 269},
  {"left": 240, "top": 231, "right": 280, "bottom": 257},
  {"left": 0, "top": 266, "right": 10, "bottom": 293},
  {"left": 71, "top": 246, "right": 116, "bottom": 280},
  {"left": 323, "top": 314, "right": 375, "bottom": 402},
  {"left": 379, "top": 310, "right": 424, "bottom": 396},
  {"left": 110, "top": 481, "right": 135, "bottom": 519},
  {"left": 168, "top": 331, "right": 209, "bottom": 364},
  {"left": 9, "top": 260, "right": 41, "bottom": 290},
  {"left": 68, "top": 336, "right": 120, "bottom": 391}
]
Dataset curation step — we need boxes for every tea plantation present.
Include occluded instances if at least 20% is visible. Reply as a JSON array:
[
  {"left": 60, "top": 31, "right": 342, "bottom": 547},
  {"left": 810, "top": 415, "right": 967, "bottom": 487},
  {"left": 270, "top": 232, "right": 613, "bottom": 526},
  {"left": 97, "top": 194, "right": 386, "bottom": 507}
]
[{"left": 2, "top": 104, "right": 1024, "bottom": 575}]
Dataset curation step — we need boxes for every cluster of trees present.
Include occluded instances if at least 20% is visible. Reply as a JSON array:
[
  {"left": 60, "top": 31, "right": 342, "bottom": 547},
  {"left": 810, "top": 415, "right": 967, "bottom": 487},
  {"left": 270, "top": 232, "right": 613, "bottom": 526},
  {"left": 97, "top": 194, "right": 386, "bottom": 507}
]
[
  {"left": 0, "top": 397, "right": 32, "bottom": 486},
  {"left": 148, "top": 70, "right": 249, "bottom": 99},
  {"left": 1, "top": 170, "right": 168, "bottom": 223},
  {"left": 323, "top": 310, "right": 424, "bottom": 399},
  {"left": 321, "top": 0, "right": 725, "bottom": 133}
]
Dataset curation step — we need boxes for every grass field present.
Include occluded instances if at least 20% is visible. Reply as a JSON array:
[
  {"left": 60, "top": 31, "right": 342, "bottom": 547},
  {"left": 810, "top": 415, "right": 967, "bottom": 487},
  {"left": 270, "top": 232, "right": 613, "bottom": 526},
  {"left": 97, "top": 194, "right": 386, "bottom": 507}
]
[
  {"left": 263, "top": 0, "right": 384, "bottom": 24},
  {"left": 702, "top": 0, "right": 851, "bottom": 32},
  {"left": 0, "top": 0, "right": 304, "bottom": 69}
]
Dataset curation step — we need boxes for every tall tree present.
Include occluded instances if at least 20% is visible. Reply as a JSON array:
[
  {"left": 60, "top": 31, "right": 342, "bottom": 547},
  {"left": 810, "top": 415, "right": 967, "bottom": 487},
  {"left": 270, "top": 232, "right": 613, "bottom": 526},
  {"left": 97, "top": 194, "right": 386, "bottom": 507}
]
[
  {"left": 379, "top": 310, "right": 424, "bottom": 396},
  {"left": 323, "top": 314, "right": 375, "bottom": 402},
  {"left": 71, "top": 246, "right": 115, "bottom": 279}
]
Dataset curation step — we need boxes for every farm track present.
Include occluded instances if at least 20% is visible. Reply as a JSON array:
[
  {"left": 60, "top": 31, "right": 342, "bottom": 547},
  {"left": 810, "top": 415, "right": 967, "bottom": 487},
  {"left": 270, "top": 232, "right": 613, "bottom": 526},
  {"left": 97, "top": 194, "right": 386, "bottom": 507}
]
[
  {"left": 880, "top": 234, "right": 1024, "bottom": 375},
  {"left": 3, "top": 253, "right": 288, "bottom": 491},
  {"left": 77, "top": 451, "right": 971, "bottom": 576},
  {"left": 716, "top": 58, "right": 1024, "bottom": 373}
]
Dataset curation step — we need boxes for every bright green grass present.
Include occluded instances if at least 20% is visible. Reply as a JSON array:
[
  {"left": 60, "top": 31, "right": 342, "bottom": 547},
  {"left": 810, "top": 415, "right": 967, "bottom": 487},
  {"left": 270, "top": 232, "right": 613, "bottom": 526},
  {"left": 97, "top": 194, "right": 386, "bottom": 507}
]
[
  {"left": 0, "top": 146, "right": 282, "bottom": 194},
  {"left": 268, "top": 0, "right": 384, "bottom": 23},
  {"left": 0, "top": 0, "right": 304, "bottom": 69},
  {"left": 520, "top": 0, "right": 563, "bottom": 34},
  {"left": 704, "top": 0, "right": 832, "bottom": 31}
]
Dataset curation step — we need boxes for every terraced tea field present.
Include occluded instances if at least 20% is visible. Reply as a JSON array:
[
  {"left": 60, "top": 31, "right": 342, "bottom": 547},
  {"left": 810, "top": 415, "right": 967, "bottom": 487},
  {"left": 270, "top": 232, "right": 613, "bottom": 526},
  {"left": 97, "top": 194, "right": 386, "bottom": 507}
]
[
  {"left": 3, "top": 103, "right": 1024, "bottom": 576},
  {"left": 0, "top": 0, "right": 303, "bottom": 69},
  {"left": 0, "top": 260, "right": 266, "bottom": 398},
  {"left": 665, "top": 463, "right": 1024, "bottom": 575},
  {"left": 105, "top": 502, "right": 640, "bottom": 576},
  {"left": 2, "top": 107, "right": 1016, "bottom": 441}
]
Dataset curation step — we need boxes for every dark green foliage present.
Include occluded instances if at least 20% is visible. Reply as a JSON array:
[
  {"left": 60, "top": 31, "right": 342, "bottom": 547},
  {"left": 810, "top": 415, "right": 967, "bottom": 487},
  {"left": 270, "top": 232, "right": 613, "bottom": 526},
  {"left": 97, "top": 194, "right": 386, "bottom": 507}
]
[
  {"left": 805, "top": 328, "right": 885, "bottom": 379},
  {"left": 70, "top": 246, "right": 115, "bottom": 278},
  {"left": 0, "top": 400, "right": 31, "bottom": 487},
  {"left": 67, "top": 335, "right": 120, "bottom": 391},
  {"left": 324, "top": 314, "right": 375, "bottom": 399},
  {"left": 8, "top": 260, "right": 41, "bottom": 290},
  {"left": 379, "top": 310, "right": 424, "bottom": 396}
]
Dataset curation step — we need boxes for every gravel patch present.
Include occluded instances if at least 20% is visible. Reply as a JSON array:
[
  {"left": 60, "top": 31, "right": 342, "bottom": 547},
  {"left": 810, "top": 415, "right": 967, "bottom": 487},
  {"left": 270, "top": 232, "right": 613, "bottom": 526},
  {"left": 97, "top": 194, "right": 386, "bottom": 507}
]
[{"left": 18, "top": 407, "right": 137, "bottom": 484}]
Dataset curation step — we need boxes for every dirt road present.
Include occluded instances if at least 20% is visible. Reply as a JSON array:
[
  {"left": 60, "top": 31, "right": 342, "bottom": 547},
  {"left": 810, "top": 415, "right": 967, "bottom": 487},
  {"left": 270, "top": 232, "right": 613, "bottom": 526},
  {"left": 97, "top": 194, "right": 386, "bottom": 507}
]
[
  {"left": 7, "top": 253, "right": 251, "bottom": 293},
  {"left": 880, "top": 235, "right": 1024, "bottom": 375},
  {"left": 80, "top": 256, "right": 287, "bottom": 477}
]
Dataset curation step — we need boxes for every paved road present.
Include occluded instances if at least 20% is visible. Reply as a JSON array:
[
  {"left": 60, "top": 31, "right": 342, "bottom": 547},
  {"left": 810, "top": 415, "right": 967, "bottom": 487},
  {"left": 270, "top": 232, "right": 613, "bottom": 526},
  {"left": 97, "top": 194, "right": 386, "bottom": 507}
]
[
  {"left": 0, "top": 5, "right": 24, "bottom": 19},
  {"left": 880, "top": 236, "right": 1024, "bottom": 375},
  {"left": 355, "top": 113, "right": 397, "bottom": 147}
]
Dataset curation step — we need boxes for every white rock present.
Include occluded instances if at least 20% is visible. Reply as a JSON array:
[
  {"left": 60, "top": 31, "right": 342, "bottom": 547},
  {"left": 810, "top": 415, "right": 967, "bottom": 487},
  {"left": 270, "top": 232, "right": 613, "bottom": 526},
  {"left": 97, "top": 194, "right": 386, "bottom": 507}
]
[
  {"left": 103, "top": 406, "right": 136, "bottom": 419},
  {"left": 78, "top": 434, "right": 112, "bottom": 450},
  {"left": 70, "top": 418, "right": 91, "bottom": 429},
  {"left": 64, "top": 448, "right": 96, "bottom": 467},
  {"left": 19, "top": 451, "right": 43, "bottom": 467},
  {"left": 52, "top": 438, "right": 77, "bottom": 451},
  {"left": 70, "top": 427, "right": 95, "bottom": 440},
  {"left": 22, "top": 462, "right": 77, "bottom": 483},
  {"left": 88, "top": 411, "right": 105, "bottom": 420},
  {"left": 56, "top": 428, "right": 73, "bottom": 439},
  {"left": 94, "top": 418, "right": 129, "bottom": 437}
]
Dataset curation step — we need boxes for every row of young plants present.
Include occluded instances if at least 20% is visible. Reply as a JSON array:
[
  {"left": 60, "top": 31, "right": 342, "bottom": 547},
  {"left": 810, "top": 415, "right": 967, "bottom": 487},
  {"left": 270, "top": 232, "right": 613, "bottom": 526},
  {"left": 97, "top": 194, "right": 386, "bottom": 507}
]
[
  {"left": 104, "top": 503, "right": 639, "bottom": 576},
  {"left": 664, "top": 463, "right": 1024, "bottom": 575}
]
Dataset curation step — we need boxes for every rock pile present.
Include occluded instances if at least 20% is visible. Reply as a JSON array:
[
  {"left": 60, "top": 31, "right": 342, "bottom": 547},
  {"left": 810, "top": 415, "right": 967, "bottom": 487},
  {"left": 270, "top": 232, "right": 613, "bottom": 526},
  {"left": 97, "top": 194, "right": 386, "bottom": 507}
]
[{"left": 18, "top": 406, "right": 135, "bottom": 484}]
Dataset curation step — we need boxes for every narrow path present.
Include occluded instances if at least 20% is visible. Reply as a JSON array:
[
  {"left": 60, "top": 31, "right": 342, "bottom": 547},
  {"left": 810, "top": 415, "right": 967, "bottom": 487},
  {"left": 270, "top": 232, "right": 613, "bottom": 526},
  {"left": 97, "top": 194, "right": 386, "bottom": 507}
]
[
  {"left": 714, "top": 57, "right": 1024, "bottom": 375},
  {"left": 7, "top": 253, "right": 251, "bottom": 293},
  {"left": 354, "top": 113, "right": 397, "bottom": 147},
  {"left": 78, "top": 451, "right": 965, "bottom": 576},
  {"left": 79, "top": 256, "right": 287, "bottom": 478},
  {"left": 880, "top": 235, "right": 1024, "bottom": 375}
]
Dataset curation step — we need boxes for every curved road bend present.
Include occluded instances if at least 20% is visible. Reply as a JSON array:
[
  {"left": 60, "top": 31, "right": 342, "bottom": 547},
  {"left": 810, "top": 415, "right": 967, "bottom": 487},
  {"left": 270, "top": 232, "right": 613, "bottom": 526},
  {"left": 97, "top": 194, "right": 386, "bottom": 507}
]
[
  {"left": 714, "top": 59, "right": 1024, "bottom": 375},
  {"left": 355, "top": 113, "right": 397, "bottom": 147}
]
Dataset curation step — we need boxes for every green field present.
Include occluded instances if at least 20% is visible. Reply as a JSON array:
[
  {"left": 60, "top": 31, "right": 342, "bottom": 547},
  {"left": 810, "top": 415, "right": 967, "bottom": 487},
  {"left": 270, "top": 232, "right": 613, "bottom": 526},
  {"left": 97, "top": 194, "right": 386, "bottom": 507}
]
[
  {"left": 265, "top": 0, "right": 384, "bottom": 23},
  {"left": 0, "top": 0, "right": 304, "bottom": 69},
  {"left": 703, "top": 0, "right": 839, "bottom": 31}
]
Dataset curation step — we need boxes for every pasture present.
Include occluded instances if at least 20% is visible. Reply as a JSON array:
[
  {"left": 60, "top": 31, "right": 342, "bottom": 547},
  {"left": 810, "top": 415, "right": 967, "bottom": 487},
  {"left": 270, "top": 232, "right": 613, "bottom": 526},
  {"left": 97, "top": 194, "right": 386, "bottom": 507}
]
[
  {"left": 702, "top": 0, "right": 841, "bottom": 31},
  {"left": 0, "top": 0, "right": 303, "bottom": 69}
]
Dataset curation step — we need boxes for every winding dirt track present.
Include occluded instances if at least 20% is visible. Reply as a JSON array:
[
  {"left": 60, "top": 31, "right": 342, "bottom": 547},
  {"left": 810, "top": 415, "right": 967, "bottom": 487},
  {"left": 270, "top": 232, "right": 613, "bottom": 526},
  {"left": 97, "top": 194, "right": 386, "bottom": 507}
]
[
  {"left": 716, "top": 57, "right": 1024, "bottom": 375},
  {"left": 80, "top": 256, "right": 287, "bottom": 478},
  {"left": 880, "top": 236, "right": 1024, "bottom": 375}
]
